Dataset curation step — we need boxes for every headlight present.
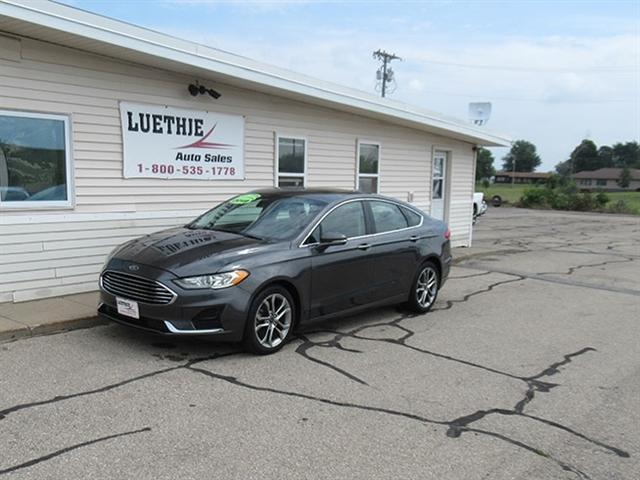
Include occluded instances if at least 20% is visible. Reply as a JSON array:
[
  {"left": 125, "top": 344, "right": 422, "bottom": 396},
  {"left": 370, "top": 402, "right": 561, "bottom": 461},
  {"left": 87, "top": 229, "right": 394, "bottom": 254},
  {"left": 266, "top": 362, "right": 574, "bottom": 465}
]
[{"left": 174, "top": 270, "right": 249, "bottom": 290}]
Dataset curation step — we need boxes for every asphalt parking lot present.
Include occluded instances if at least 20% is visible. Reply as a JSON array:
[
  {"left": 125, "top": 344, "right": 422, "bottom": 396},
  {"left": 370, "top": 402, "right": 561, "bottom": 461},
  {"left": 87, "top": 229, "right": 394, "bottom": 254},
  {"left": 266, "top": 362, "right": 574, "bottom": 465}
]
[{"left": 1, "top": 207, "right": 639, "bottom": 479}]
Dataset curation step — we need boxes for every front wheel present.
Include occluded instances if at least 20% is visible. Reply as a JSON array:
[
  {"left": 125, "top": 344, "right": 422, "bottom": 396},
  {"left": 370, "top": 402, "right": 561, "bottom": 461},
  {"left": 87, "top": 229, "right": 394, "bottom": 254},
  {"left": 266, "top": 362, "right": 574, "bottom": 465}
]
[
  {"left": 243, "top": 286, "right": 295, "bottom": 355},
  {"left": 408, "top": 262, "right": 440, "bottom": 313}
]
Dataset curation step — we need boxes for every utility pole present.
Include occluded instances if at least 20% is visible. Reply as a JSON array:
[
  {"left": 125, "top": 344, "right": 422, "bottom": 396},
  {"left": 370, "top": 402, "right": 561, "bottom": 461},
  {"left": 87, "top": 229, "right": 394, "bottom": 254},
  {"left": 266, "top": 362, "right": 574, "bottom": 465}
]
[{"left": 373, "top": 49, "right": 401, "bottom": 97}]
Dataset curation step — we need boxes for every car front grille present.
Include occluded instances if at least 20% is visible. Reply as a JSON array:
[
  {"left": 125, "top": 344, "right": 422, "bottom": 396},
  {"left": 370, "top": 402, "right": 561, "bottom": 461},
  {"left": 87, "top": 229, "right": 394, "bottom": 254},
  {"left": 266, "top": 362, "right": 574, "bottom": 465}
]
[{"left": 101, "top": 271, "right": 176, "bottom": 305}]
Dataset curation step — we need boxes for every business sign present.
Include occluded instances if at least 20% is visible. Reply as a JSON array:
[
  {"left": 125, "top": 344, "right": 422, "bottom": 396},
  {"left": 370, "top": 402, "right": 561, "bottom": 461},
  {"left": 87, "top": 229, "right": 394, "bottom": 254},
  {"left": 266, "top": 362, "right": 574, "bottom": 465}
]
[{"left": 119, "top": 102, "right": 244, "bottom": 180}]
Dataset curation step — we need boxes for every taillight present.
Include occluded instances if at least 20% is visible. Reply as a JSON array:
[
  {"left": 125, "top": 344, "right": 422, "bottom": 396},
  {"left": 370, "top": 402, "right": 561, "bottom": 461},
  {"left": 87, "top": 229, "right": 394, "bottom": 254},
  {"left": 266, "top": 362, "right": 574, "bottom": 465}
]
[{"left": 444, "top": 228, "right": 451, "bottom": 240}]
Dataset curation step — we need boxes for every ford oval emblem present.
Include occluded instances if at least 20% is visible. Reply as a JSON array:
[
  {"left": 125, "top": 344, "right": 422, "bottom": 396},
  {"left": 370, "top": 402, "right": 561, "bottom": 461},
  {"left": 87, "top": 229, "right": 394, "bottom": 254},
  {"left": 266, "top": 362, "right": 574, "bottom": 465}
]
[{"left": 128, "top": 264, "right": 140, "bottom": 272}]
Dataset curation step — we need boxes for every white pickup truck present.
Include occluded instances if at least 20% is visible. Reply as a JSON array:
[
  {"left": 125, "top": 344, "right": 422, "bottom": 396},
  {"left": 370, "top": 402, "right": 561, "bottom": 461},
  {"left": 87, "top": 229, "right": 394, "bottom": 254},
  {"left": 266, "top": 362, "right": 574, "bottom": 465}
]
[{"left": 473, "top": 192, "right": 487, "bottom": 222}]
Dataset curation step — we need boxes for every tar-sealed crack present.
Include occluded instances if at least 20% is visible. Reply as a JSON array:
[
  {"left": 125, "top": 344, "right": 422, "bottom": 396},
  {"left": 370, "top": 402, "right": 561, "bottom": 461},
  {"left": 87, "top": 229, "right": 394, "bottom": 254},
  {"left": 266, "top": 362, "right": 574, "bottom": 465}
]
[
  {"left": 0, "top": 428, "right": 151, "bottom": 475},
  {"left": 0, "top": 272, "right": 630, "bottom": 478}
]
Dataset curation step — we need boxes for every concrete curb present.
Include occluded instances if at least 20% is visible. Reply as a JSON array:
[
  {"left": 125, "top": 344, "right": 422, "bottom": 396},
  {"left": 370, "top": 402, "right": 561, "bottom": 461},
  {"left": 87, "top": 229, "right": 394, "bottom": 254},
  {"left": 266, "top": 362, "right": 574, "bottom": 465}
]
[{"left": 0, "top": 315, "right": 107, "bottom": 345}]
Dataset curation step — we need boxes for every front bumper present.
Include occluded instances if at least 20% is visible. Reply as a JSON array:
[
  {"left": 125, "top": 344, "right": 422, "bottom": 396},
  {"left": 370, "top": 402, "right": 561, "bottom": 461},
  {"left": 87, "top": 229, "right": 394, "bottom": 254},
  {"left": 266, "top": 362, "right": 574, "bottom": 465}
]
[{"left": 98, "top": 262, "right": 250, "bottom": 341}]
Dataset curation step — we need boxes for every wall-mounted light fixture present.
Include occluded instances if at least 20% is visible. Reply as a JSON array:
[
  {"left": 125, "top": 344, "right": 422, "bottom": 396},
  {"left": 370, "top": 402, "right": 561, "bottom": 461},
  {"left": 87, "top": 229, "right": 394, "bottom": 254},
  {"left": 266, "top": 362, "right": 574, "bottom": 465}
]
[{"left": 188, "top": 81, "right": 221, "bottom": 99}]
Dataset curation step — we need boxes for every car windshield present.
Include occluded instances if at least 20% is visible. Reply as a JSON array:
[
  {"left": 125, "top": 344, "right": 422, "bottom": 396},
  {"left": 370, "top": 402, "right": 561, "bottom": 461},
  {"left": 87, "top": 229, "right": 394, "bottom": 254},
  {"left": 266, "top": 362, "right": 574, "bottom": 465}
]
[{"left": 188, "top": 193, "right": 328, "bottom": 241}]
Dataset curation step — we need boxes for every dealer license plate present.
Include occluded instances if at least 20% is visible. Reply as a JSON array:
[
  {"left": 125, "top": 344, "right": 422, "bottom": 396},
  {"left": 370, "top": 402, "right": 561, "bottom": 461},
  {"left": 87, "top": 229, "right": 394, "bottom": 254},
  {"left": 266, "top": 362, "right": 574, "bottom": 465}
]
[{"left": 116, "top": 297, "right": 139, "bottom": 319}]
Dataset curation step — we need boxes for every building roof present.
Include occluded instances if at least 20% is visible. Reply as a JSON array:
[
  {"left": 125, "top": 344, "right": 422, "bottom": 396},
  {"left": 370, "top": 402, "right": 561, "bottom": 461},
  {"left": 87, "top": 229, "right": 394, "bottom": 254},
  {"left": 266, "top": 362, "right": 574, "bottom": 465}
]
[
  {"left": 495, "top": 171, "right": 552, "bottom": 178},
  {"left": 572, "top": 168, "right": 640, "bottom": 180},
  {"left": 0, "top": 0, "right": 511, "bottom": 147}
]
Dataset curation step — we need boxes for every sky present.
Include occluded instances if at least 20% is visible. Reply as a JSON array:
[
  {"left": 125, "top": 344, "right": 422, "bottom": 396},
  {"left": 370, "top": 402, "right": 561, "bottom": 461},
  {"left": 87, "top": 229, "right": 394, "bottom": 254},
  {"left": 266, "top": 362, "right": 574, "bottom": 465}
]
[{"left": 61, "top": 0, "right": 640, "bottom": 171}]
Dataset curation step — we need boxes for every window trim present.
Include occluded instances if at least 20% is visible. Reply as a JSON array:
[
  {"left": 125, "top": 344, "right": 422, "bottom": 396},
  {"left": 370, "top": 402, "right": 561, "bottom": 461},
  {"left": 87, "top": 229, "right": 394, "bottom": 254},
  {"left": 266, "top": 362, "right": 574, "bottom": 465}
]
[
  {"left": 430, "top": 147, "right": 451, "bottom": 219},
  {"left": 275, "top": 133, "right": 307, "bottom": 188},
  {"left": 299, "top": 197, "right": 423, "bottom": 248},
  {"left": 356, "top": 140, "right": 381, "bottom": 193},
  {"left": 0, "top": 109, "right": 74, "bottom": 210}
]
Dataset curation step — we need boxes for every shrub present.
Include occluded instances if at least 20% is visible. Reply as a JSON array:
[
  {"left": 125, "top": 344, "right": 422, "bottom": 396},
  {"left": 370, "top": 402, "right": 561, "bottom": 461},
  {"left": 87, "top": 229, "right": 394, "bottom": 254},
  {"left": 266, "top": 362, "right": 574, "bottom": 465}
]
[
  {"left": 519, "top": 187, "right": 549, "bottom": 208},
  {"left": 595, "top": 192, "right": 609, "bottom": 208},
  {"left": 481, "top": 178, "right": 490, "bottom": 189}
]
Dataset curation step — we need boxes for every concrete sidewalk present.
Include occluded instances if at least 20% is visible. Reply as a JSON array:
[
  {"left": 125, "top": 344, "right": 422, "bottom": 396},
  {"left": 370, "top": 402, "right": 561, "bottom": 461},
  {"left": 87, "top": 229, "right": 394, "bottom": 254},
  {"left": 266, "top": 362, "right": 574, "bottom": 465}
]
[
  {"left": 0, "top": 246, "right": 503, "bottom": 344},
  {"left": 0, "top": 292, "right": 106, "bottom": 343}
]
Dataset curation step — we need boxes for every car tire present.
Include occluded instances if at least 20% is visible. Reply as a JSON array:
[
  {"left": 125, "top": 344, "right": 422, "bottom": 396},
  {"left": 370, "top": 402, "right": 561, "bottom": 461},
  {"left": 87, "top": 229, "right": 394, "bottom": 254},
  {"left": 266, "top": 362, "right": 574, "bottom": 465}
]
[
  {"left": 243, "top": 286, "right": 295, "bottom": 355},
  {"left": 407, "top": 261, "right": 440, "bottom": 313}
]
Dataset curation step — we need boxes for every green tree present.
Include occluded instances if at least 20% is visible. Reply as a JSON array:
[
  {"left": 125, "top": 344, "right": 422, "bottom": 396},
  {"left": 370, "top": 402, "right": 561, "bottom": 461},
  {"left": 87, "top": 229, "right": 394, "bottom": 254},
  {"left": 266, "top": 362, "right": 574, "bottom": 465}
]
[
  {"left": 597, "top": 146, "right": 614, "bottom": 168},
  {"left": 618, "top": 167, "right": 632, "bottom": 188},
  {"left": 502, "top": 140, "right": 542, "bottom": 172},
  {"left": 554, "top": 159, "right": 571, "bottom": 177},
  {"left": 612, "top": 141, "right": 640, "bottom": 169},
  {"left": 569, "top": 139, "right": 599, "bottom": 172},
  {"left": 475, "top": 147, "right": 495, "bottom": 181}
]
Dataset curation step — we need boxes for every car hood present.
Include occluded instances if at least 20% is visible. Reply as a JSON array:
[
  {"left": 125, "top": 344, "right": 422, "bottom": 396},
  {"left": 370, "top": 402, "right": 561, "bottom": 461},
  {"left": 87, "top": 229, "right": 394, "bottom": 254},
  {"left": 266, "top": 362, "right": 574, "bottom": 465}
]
[{"left": 112, "top": 227, "right": 271, "bottom": 276}]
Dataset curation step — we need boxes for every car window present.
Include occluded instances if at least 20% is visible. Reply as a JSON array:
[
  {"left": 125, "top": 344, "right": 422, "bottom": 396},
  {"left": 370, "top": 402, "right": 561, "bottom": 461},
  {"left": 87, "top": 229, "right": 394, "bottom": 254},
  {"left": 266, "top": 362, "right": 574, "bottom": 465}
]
[
  {"left": 370, "top": 201, "right": 408, "bottom": 233},
  {"left": 190, "top": 194, "right": 327, "bottom": 241},
  {"left": 314, "top": 201, "right": 366, "bottom": 241},
  {"left": 400, "top": 206, "right": 422, "bottom": 227}
]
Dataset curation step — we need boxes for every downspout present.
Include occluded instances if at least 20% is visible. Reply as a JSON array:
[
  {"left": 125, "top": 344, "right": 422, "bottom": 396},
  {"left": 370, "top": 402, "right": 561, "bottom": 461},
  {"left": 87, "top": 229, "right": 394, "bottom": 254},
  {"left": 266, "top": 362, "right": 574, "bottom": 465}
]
[{"left": 470, "top": 145, "right": 478, "bottom": 247}]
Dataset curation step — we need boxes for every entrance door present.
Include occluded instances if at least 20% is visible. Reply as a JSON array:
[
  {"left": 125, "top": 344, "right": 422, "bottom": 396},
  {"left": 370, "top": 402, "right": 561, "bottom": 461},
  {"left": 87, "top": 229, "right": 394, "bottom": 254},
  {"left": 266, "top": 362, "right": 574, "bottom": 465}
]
[{"left": 432, "top": 151, "right": 447, "bottom": 220}]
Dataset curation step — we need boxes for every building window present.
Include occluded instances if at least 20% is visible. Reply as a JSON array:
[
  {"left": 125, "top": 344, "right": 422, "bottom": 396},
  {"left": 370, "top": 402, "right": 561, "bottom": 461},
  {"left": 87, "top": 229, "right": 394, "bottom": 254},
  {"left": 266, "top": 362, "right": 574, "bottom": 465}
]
[
  {"left": 276, "top": 136, "right": 306, "bottom": 188},
  {"left": 596, "top": 179, "right": 607, "bottom": 186},
  {"left": 579, "top": 179, "right": 592, "bottom": 186},
  {"left": 0, "top": 110, "right": 72, "bottom": 208},
  {"left": 357, "top": 142, "right": 380, "bottom": 193}
]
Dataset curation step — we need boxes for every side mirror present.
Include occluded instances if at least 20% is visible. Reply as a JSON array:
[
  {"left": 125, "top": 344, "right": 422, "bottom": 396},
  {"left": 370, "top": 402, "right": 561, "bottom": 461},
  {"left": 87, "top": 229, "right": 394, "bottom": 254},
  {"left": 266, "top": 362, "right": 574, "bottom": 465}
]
[{"left": 319, "top": 232, "right": 347, "bottom": 247}]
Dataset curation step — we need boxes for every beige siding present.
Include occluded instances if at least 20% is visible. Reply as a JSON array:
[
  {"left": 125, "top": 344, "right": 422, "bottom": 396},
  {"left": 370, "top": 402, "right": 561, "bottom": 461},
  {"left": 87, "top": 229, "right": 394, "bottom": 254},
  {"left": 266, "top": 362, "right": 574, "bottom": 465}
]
[{"left": 0, "top": 36, "right": 476, "bottom": 302}]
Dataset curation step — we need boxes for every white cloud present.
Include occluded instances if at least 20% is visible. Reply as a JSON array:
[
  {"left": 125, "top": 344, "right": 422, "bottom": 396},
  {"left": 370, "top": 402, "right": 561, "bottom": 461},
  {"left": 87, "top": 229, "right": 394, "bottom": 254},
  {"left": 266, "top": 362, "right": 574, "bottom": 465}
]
[{"left": 164, "top": 23, "right": 639, "bottom": 170}]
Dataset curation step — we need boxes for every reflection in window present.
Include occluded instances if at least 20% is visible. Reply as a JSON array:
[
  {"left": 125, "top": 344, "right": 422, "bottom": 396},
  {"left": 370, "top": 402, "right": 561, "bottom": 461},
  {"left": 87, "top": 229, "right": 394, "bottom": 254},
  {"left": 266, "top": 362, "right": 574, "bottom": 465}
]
[
  {"left": 358, "top": 142, "right": 379, "bottom": 193},
  {"left": 318, "top": 201, "right": 366, "bottom": 239},
  {"left": 370, "top": 201, "right": 408, "bottom": 233},
  {"left": 277, "top": 137, "right": 305, "bottom": 188},
  {"left": 0, "top": 112, "right": 70, "bottom": 205}
]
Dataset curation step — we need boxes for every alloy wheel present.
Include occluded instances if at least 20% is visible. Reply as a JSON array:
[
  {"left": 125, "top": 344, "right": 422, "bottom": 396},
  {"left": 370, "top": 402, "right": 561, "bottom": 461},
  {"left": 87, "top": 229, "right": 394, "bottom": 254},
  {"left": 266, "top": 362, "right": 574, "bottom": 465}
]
[
  {"left": 254, "top": 293, "right": 292, "bottom": 349},
  {"left": 416, "top": 266, "right": 438, "bottom": 308}
]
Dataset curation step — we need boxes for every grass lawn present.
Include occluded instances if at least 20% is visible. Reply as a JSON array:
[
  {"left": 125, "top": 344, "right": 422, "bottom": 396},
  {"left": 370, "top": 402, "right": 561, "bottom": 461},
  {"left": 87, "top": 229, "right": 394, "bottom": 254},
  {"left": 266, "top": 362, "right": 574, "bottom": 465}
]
[
  {"left": 476, "top": 183, "right": 528, "bottom": 204},
  {"left": 606, "top": 191, "right": 640, "bottom": 212},
  {"left": 476, "top": 183, "right": 640, "bottom": 214}
]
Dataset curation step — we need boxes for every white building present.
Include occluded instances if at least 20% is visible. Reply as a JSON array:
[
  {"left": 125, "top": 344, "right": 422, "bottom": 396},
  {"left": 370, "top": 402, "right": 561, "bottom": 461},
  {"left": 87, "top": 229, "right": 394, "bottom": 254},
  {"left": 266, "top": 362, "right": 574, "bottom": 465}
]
[{"left": 0, "top": 0, "right": 510, "bottom": 303}]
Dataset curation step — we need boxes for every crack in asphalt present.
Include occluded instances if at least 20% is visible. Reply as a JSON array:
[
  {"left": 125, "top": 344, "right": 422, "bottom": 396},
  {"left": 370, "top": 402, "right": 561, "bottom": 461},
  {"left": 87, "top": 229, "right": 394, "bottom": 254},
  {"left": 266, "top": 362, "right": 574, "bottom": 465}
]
[
  {"left": 537, "top": 256, "right": 635, "bottom": 276},
  {"left": 185, "top": 345, "right": 627, "bottom": 480},
  {"left": 447, "top": 271, "right": 492, "bottom": 280},
  {"left": 0, "top": 351, "right": 236, "bottom": 421},
  {"left": 459, "top": 264, "right": 640, "bottom": 296},
  {"left": 0, "top": 427, "right": 151, "bottom": 476},
  {"left": 0, "top": 265, "right": 631, "bottom": 478}
]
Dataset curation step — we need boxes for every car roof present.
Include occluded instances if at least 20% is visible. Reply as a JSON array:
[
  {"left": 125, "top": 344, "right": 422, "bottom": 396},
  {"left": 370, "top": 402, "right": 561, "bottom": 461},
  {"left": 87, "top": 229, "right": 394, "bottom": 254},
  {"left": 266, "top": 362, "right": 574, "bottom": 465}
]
[
  {"left": 248, "top": 188, "right": 362, "bottom": 202},
  {"left": 246, "top": 188, "right": 423, "bottom": 211}
]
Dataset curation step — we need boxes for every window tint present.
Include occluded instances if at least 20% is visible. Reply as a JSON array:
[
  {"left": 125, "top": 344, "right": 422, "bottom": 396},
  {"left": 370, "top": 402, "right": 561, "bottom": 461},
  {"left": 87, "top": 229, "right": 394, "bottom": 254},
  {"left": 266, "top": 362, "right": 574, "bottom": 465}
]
[
  {"left": 318, "top": 201, "right": 366, "bottom": 239},
  {"left": 401, "top": 206, "right": 422, "bottom": 227},
  {"left": 0, "top": 112, "right": 70, "bottom": 205},
  {"left": 370, "top": 201, "right": 408, "bottom": 233}
]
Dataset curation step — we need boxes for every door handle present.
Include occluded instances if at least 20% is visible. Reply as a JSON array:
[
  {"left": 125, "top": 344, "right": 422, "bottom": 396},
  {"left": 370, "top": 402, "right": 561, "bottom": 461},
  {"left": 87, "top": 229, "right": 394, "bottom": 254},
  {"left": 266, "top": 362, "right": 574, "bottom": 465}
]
[
  {"left": 357, "top": 243, "right": 371, "bottom": 251},
  {"left": 409, "top": 235, "right": 419, "bottom": 242}
]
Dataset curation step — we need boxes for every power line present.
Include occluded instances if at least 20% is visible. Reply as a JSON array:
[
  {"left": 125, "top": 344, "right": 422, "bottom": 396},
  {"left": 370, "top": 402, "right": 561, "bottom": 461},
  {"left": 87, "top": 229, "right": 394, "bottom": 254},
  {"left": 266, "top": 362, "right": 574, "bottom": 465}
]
[
  {"left": 373, "top": 49, "right": 401, "bottom": 97},
  {"left": 413, "top": 57, "right": 638, "bottom": 73}
]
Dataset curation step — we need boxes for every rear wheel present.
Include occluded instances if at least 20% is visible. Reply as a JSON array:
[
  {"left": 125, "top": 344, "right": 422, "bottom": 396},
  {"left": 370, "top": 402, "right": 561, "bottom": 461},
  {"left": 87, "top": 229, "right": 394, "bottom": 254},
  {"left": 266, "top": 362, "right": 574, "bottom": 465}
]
[
  {"left": 243, "top": 286, "right": 294, "bottom": 354},
  {"left": 408, "top": 261, "right": 440, "bottom": 313}
]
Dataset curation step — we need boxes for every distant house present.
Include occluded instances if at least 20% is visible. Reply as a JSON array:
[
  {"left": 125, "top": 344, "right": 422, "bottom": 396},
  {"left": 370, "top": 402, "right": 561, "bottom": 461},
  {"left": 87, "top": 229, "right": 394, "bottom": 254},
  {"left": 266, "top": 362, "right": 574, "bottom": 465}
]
[
  {"left": 572, "top": 168, "right": 640, "bottom": 191},
  {"left": 494, "top": 171, "right": 552, "bottom": 184}
]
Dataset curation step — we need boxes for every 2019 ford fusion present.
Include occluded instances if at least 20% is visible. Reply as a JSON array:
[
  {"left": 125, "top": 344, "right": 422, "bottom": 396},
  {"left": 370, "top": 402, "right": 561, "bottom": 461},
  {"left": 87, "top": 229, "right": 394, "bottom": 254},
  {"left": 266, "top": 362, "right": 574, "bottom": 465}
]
[{"left": 98, "top": 189, "right": 451, "bottom": 354}]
